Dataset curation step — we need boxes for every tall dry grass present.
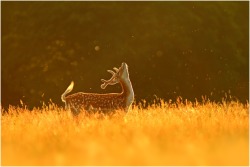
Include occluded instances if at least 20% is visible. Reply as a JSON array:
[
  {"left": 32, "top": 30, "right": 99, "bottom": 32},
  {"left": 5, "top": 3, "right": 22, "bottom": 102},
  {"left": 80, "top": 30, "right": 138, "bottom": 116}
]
[{"left": 1, "top": 98, "right": 249, "bottom": 165}]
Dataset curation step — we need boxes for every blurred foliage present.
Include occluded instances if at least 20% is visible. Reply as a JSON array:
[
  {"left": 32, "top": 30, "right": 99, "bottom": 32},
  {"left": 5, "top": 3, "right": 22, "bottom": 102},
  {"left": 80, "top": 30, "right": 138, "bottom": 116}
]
[{"left": 1, "top": 1, "right": 249, "bottom": 109}]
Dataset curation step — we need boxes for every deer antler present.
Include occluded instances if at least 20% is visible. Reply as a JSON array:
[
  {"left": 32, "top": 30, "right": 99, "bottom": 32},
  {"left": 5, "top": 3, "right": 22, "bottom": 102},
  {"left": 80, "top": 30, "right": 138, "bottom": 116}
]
[
  {"left": 101, "top": 67, "right": 120, "bottom": 89},
  {"left": 113, "top": 67, "right": 119, "bottom": 72}
]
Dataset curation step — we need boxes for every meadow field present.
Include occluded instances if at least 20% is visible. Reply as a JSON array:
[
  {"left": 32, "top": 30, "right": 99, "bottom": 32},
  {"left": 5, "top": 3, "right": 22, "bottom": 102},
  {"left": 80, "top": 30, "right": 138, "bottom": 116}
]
[{"left": 1, "top": 98, "right": 249, "bottom": 166}]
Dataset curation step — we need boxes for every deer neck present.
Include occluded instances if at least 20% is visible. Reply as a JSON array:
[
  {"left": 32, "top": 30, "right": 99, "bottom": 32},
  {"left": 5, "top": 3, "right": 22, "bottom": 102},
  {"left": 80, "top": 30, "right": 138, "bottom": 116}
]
[{"left": 120, "top": 78, "right": 134, "bottom": 98}]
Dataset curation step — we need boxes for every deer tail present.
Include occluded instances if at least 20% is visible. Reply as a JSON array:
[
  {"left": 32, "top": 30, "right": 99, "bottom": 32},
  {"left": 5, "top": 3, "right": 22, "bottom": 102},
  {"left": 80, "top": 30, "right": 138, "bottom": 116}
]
[{"left": 61, "top": 81, "right": 74, "bottom": 103}]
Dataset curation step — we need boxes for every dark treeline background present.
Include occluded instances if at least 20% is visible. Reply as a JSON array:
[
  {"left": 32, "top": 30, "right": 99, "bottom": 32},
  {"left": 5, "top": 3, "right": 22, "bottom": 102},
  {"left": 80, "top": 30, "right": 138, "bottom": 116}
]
[{"left": 2, "top": 1, "right": 249, "bottom": 109}]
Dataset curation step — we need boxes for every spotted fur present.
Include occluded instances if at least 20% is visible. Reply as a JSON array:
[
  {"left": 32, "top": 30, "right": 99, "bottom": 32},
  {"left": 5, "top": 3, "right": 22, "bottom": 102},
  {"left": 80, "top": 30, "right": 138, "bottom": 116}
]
[{"left": 61, "top": 62, "right": 134, "bottom": 115}]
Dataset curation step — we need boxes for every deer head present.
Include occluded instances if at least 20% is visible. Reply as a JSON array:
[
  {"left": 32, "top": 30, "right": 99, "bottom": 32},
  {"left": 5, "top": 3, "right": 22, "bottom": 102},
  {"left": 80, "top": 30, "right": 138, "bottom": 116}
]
[{"left": 101, "top": 62, "right": 129, "bottom": 89}]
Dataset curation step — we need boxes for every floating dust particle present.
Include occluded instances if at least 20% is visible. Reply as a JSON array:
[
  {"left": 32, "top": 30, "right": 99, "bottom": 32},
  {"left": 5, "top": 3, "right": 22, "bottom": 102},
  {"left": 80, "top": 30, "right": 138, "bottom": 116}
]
[{"left": 95, "top": 46, "right": 100, "bottom": 51}]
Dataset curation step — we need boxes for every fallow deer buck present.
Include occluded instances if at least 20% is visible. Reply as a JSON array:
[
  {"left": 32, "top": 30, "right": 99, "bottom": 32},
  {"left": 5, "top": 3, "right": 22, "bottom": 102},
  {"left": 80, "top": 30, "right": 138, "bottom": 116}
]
[{"left": 61, "top": 62, "right": 134, "bottom": 115}]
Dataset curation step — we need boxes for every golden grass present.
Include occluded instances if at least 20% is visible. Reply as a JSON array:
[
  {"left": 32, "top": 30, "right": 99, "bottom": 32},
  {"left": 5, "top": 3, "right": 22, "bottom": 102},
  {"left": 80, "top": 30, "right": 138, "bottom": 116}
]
[{"left": 1, "top": 99, "right": 249, "bottom": 166}]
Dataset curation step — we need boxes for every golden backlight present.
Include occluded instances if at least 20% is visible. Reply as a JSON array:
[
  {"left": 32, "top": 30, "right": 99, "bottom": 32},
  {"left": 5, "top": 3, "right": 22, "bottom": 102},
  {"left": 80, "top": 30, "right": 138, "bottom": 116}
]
[{"left": 1, "top": 98, "right": 249, "bottom": 165}]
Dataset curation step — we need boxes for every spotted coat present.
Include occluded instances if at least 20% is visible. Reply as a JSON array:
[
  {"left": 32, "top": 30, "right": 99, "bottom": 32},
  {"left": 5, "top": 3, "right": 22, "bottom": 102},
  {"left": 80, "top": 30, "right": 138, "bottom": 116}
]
[
  {"left": 62, "top": 62, "right": 134, "bottom": 115},
  {"left": 65, "top": 92, "right": 127, "bottom": 115}
]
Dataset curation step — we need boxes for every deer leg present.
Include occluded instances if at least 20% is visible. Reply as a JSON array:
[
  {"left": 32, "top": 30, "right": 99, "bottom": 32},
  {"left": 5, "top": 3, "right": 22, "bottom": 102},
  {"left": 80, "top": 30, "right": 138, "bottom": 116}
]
[{"left": 71, "top": 107, "right": 81, "bottom": 116}]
